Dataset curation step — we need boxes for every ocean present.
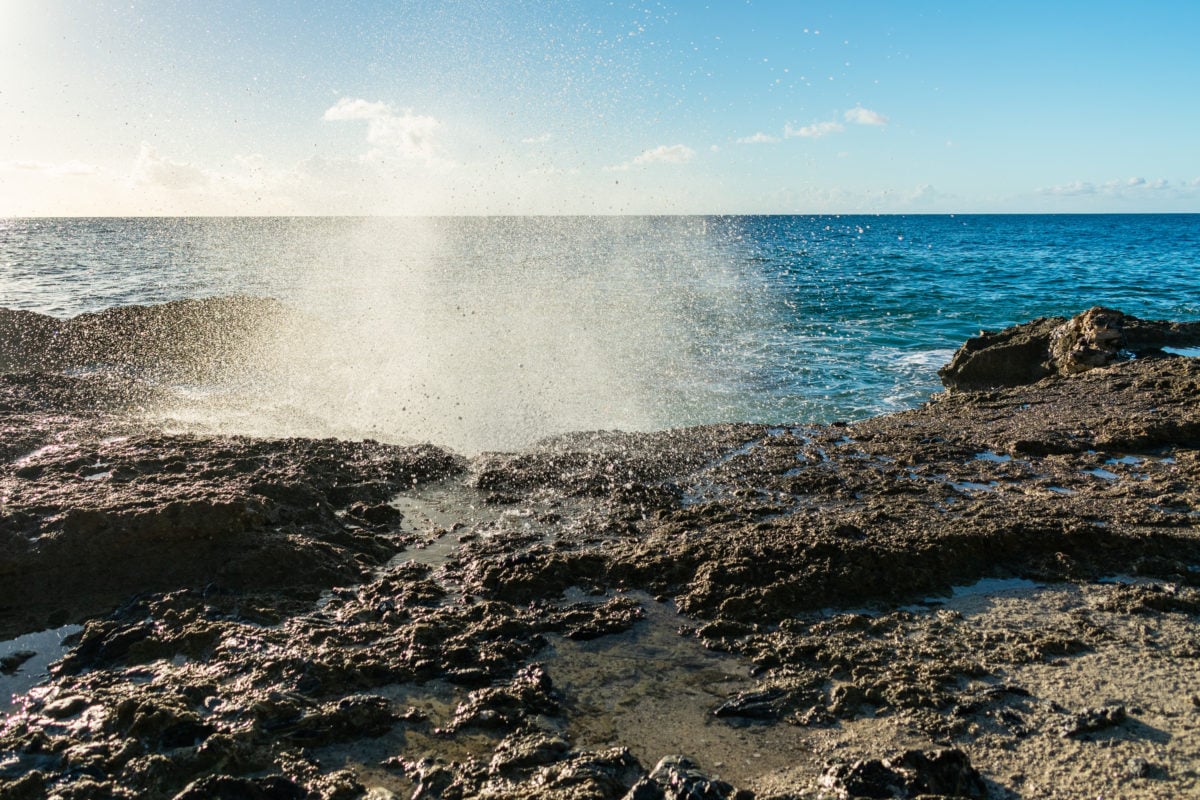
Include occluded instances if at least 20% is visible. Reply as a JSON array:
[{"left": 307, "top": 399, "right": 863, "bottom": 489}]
[{"left": 1, "top": 214, "right": 1198, "bottom": 452}]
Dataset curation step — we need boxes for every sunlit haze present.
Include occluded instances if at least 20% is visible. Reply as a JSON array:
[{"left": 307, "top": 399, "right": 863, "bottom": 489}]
[{"left": 2, "top": 0, "right": 1198, "bottom": 215}]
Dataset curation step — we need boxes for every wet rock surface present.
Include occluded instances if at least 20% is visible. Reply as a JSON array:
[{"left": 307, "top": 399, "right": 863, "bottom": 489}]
[
  {"left": 0, "top": 401, "right": 463, "bottom": 637},
  {"left": 2, "top": 303, "right": 1200, "bottom": 799}
]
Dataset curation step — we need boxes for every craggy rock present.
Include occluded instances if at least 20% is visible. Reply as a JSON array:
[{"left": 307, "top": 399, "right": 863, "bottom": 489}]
[
  {"left": 0, "top": 308, "right": 63, "bottom": 374},
  {"left": 939, "top": 306, "right": 1200, "bottom": 389},
  {"left": 171, "top": 774, "right": 309, "bottom": 799},
  {"left": 937, "top": 315, "right": 1063, "bottom": 390},
  {"left": 1048, "top": 306, "right": 1128, "bottom": 374},
  {"left": 819, "top": 748, "right": 987, "bottom": 799},
  {"left": 0, "top": 296, "right": 290, "bottom": 378},
  {"left": 596, "top": 352, "right": 1200, "bottom": 623},
  {"left": 1060, "top": 705, "right": 1127, "bottom": 738},
  {"left": 0, "top": 430, "right": 463, "bottom": 636},
  {"left": 1090, "top": 581, "right": 1200, "bottom": 615},
  {"left": 2, "top": 303, "right": 1200, "bottom": 799},
  {"left": 471, "top": 426, "right": 768, "bottom": 501},
  {"left": 625, "top": 755, "right": 752, "bottom": 800},
  {"left": 399, "top": 744, "right": 646, "bottom": 800}
]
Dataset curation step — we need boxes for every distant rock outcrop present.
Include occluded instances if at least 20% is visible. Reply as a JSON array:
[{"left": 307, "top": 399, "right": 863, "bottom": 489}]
[{"left": 939, "top": 306, "right": 1200, "bottom": 390}]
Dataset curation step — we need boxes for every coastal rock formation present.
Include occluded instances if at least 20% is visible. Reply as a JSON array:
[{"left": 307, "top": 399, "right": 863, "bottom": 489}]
[
  {"left": 1048, "top": 305, "right": 1126, "bottom": 373},
  {"left": 938, "top": 306, "right": 1200, "bottom": 389},
  {"left": 0, "top": 384, "right": 464, "bottom": 636},
  {"left": 0, "top": 295, "right": 289, "bottom": 377},
  {"left": 1, "top": 302, "right": 1199, "bottom": 799}
]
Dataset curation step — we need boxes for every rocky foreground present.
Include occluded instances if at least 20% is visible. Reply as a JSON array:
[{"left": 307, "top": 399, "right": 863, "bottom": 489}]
[{"left": 2, "top": 302, "right": 1200, "bottom": 799}]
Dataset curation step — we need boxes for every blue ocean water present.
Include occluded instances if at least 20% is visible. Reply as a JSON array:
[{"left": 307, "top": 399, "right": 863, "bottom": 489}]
[{"left": 1, "top": 215, "right": 1197, "bottom": 450}]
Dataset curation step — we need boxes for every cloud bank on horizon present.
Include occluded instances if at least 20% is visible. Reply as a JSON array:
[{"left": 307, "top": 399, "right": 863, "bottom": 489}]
[{"left": 0, "top": 0, "right": 1197, "bottom": 215}]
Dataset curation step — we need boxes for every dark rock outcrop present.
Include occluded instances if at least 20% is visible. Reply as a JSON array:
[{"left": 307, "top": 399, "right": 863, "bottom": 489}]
[
  {"left": 819, "top": 748, "right": 987, "bottom": 799},
  {"left": 939, "top": 306, "right": 1200, "bottom": 390},
  {"left": 625, "top": 756, "right": 752, "bottom": 800},
  {"left": 937, "top": 315, "right": 1062, "bottom": 390}
]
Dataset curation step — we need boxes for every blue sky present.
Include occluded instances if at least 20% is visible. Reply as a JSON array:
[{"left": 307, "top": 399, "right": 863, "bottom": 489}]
[{"left": 2, "top": 0, "right": 1198, "bottom": 215}]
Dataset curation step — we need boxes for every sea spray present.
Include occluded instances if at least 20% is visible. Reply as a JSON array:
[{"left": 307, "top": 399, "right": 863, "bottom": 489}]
[
  {"left": 149, "top": 216, "right": 765, "bottom": 452},
  {"left": 7, "top": 215, "right": 1198, "bottom": 448}
]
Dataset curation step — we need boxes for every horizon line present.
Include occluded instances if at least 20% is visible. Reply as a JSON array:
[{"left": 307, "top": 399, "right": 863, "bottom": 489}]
[{"left": 4, "top": 211, "right": 1199, "bottom": 220}]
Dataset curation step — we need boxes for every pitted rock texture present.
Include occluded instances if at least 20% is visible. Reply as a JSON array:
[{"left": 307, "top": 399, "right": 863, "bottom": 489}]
[{"left": 2, "top": 304, "right": 1199, "bottom": 799}]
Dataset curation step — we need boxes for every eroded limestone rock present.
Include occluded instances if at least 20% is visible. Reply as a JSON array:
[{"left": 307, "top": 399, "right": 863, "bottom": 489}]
[{"left": 939, "top": 306, "right": 1200, "bottom": 389}]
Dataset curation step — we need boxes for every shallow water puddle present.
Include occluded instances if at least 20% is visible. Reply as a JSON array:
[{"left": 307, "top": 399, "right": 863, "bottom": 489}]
[
  {"left": 949, "top": 480, "right": 998, "bottom": 493},
  {"left": 386, "top": 481, "right": 497, "bottom": 568},
  {"left": 13, "top": 443, "right": 71, "bottom": 465},
  {"left": 721, "top": 426, "right": 812, "bottom": 465},
  {"left": 387, "top": 481, "right": 576, "bottom": 571},
  {"left": 841, "top": 576, "right": 1047, "bottom": 617},
  {"left": 1083, "top": 467, "right": 1120, "bottom": 481},
  {"left": 307, "top": 679, "right": 493, "bottom": 798},
  {"left": 542, "top": 593, "right": 814, "bottom": 787},
  {"left": 0, "top": 624, "right": 83, "bottom": 714},
  {"left": 1106, "top": 455, "right": 1143, "bottom": 466}
]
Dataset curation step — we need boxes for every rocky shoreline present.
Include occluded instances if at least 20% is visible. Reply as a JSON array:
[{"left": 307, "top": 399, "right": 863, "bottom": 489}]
[{"left": 2, "top": 300, "right": 1200, "bottom": 799}]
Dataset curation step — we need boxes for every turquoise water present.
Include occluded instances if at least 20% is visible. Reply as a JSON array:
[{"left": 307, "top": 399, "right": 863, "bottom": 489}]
[{"left": 1, "top": 215, "right": 1197, "bottom": 449}]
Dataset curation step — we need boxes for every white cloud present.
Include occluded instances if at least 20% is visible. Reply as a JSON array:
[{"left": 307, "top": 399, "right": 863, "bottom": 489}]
[
  {"left": 906, "top": 184, "right": 948, "bottom": 206},
  {"left": 777, "top": 107, "right": 888, "bottom": 141},
  {"left": 322, "top": 97, "right": 391, "bottom": 121},
  {"left": 1037, "top": 177, "right": 1177, "bottom": 198},
  {"left": 131, "top": 143, "right": 209, "bottom": 190},
  {"left": 736, "top": 132, "right": 780, "bottom": 144},
  {"left": 323, "top": 97, "right": 443, "bottom": 163},
  {"left": 633, "top": 144, "right": 696, "bottom": 165},
  {"left": 1, "top": 159, "right": 98, "bottom": 177},
  {"left": 844, "top": 106, "right": 889, "bottom": 126},
  {"left": 1038, "top": 180, "right": 1097, "bottom": 196},
  {"left": 521, "top": 133, "right": 552, "bottom": 144},
  {"left": 784, "top": 120, "right": 844, "bottom": 139},
  {"left": 607, "top": 144, "right": 696, "bottom": 171}
]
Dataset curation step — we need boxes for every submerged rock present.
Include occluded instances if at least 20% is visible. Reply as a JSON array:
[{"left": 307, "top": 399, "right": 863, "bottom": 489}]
[
  {"left": 0, "top": 650, "right": 35, "bottom": 674},
  {"left": 171, "top": 774, "right": 309, "bottom": 799}
]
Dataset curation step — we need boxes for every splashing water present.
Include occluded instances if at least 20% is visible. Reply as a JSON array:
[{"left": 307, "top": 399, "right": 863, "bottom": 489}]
[
  {"left": 4, "top": 214, "right": 1198, "bottom": 453},
  {"left": 146, "top": 216, "right": 765, "bottom": 452}
]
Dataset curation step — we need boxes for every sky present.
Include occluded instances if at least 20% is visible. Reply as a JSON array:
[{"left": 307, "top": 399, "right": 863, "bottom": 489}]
[{"left": 2, "top": 0, "right": 1198, "bottom": 216}]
